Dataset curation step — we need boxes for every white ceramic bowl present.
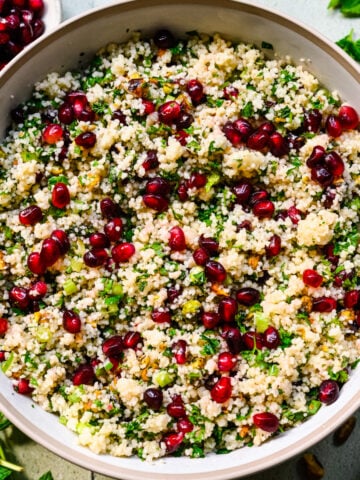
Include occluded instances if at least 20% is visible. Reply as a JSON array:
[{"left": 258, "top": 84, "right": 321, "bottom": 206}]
[{"left": 0, "top": 1, "right": 359, "bottom": 479}]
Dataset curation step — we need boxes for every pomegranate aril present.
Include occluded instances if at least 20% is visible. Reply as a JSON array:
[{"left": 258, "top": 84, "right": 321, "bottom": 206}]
[
  {"left": 151, "top": 308, "right": 171, "bottom": 323},
  {"left": 75, "top": 131, "right": 97, "bottom": 148},
  {"left": 143, "top": 194, "right": 169, "bottom": 212},
  {"left": 303, "top": 109, "right": 322, "bottom": 133},
  {"left": 176, "top": 111, "right": 194, "bottom": 130},
  {"left": 269, "top": 132, "right": 289, "bottom": 157},
  {"left": 28, "top": 280, "right": 47, "bottom": 299},
  {"left": 223, "top": 121, "right": 242, "bottom": 146},
  {"left": 42, "top": 123, "right": 63, "bottom": 144},
  {"left": 338, "top": 105, "right": 359, "bottom": 130},
  {"left": 243, "top": 331, "right": 265, "bottom": 350},
  {"left": 303, "top": 269, "right": 323, "bottom": 288},
  {"left": 236, "top": 287, "right": 260, "bottom": 306},
  {"left": 188, "top": 172, "right": 207, "bottom": 189},
  {"left": 210, "top": 376, "right": 232, "bottom": 403},
  {"left": 58, "top": 103, "right": 74, "bottom": 124},
  {"left": 27, "top": 252, "right": 46, "bottom": 275},
  {"left": 145, "top": 177, "right": 170, "bottom": 196},
  {"left": 253, "top": 412, "right": 279, "bottom": 433},
  {"left": 252, "top": 200, "right": 275, "bottom": 219},
  {"left": 218, "top": 297, "right": 238, "bottom": 323},
  {"left": 142, "top": 99, "right": 155, "bottom": 115},
  {"left": 266, "top": 234, "right": 281, "bottom": 258},
  {"left": 175, "top": 130, "right": 190, "bottom": 146},
  {"left": 311, "top": 165, "right": 334, "bottom": 187},
  {"left": 123, "top": 331, "right": 142, "bottom": 349},
  {"left": 0, "top": 317, "right": 8, "bottom": 336},
  {"left": 111, "top": 242, "right": 135, "bottom": 263},
  {"left": 164, "top": 432, "right": 184, "bottom": 454},
  {"left": 28, "top": 0, "right": 44, "bottom": 16},
  {"left": 223, "top": 85, "right": 239, "bottom": 99},
  {"left": 193, "top": 247, "right": 209, "bottom": 266},
  {"left": 102, "top": 335, "right": 123, "bottom": 357},
  {"left": 344, "top": 290, "right": 360, "bottom": 309},
  {"left": 52, "top": 182, "right": 70, "bottom": 209},
  {"left": 32, "top": 18, "right": 44, "bottom": 39},
  {"left": 312, "top": 297, "right": 337, "bottom": 313},
  {"left": 158, "top": 100, "right": 181, "bottom": 125},
  {"left": 287, "top": 205, "right": 302, "bottom": 225},
  {"left": 9, "top": 285, "right": 29, "bottom": 310},
  {"left": 167, "top": 400, "right": 186, "bottom": 418},
  {"left": 112, "top": 108, "right": 127, "bottom": 124},
  {"left": 286, "top": 132, "right": 305, "bottom": 151},
  {"left": 237, "top": 220, "right": 252, "bottom": 231},
  {"left": 0, "top": 31, "right": 10, "bottom": 44},
  {"left": 199, "top": 235, "right": 219, "bottom": 255},
  {"left": 5, "top": 13, "right": 20, "bottom": 29},
  {"left": 323, "top": 151, "right": 344, "bottom": 177},
  {"left": 172, "top": 339, "right": 187, "bottom": 364},
  {"left": 326, "top": 115, "right": 342, "bottom": 137},
  {"left": 11, "top": 105, "right": 25, "bottom": 124},
  {"left": 258, "top": 121, "right": 275, "bottom": 135},
  {"left": 51, "top": 229, "right": 70, "bottom": 254},
  {"left": 249, "top": 190, "right": 268, "bottom": 207},
  {"left": 223, "top": 327, "right": 243, "bottom": 354},
  {"left": 201, "top": 311, "right": 220, "bottom": 329},
  {"left": 0, "top": 351, "right": 5, "bottom": 362},
  {"left": 63, "top": 309, "right": 81, "bottom": 334},
  {"left": 186, "top": 79, "right": 204, "bottom": 105},
  {"left": 177, "top": 418, "right": 194, "bottom": 433},
  {"left": 177, "top": 183, "right": 188, "bottom": 201},
  {"left": 169, "top": 226, "right": 186, "bottom": 251},
  {"left": 40, "top": 238, "right": 61, "bottom": 267},
  {"left": 143, "top": 388, "right": 163, "bottom": 410},
  {"left": 247, "top": 130, "right": 269, "bottom": 151},
  {"left": 84, "top": 248, "right": 108, "bottom": 268},
  {"left": 142, "top": 150, "right": 159, "bottom": 171},
  {"left": 263, "top": 326, "right": 280, "bottom": 349},
  {"left": 89, "top": 232, "right": 110, "bottom": 249},
  {"left": 323, "top": 244, "right": 339, "bottom": 266},
  {"left": 15, "top": 378, "right": 34, "bottom": 395},
  {"left": 319, "top": 379, "right": 339, "bottom": 405},
  {"left": 233, "top": 180, "right": 253, "bottom": 205},
  {"left": 205, "top": 260, "right": 227, "bottom": 283},
  {"left": 167, "top": 285, "right": 182, "bottom": 303},
  {"left": 72, "top": 364, "right": 95, "bottom": 386},
  {"left": 19, "top": 205, "right": 42, "bottom": 226},
  {"left": 100, "top": 197, "right": 121, "bottom": 219},
  {"left": 218, "top": 352, "right": 237, "bottom": 371},
  {"left": 104, "top": 217, "right": 123, "bottom": 242},
  {"left": 153, "top": 29, "right": 175, "bottom": 49}
]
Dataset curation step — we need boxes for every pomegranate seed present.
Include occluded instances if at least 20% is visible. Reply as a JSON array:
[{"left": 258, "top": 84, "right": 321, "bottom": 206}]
[
  {"left": 269, "top": 132, "right": 289, "bottom": 157},
  {"left": 28, "top": 281, "right": 47, "bottom": 299},
  {"left": 142, "top": 99, "right": 155, "bottom": 115},
  {"left": 143, "top": 388, "right": 163, "bottom": 410},
  {"left": 252, "top": 200, "right": 275, "bottom": 219},
  {"left": 233, "top": 119, "right": 254, "bottom": 141},
  {"left": 75, "top": 131, "right": 97, "bottom": 148},
  {"left": 167, "top": 399, "right": 186, "bottom": 418},
  {"left": 186, "top": 79, "right": 204, "bottom": 105},
  {"left": 286, "top": 132, "right": 305, "bottom": 151},
  {"left": 102, "top": 335, "right": 123, "bottom": 357},
  {"left": 243, "top": 331, "right": 265, "bottom": 350},
  {"left": 123, "top": 331, "right": 142, "bottom": 349},
  {"left": 143, "top": 194, "right": 169, "bottom": 212},
  {"left": 333, "top": 270, "right": 353, "bottom": 288},
  {"left": 253, "top": 412, "right": 279, "bottom": 433},
  {"left": 32, "top": 18, "right": 44, "bottom": 39},
  {"left": 223, "top": 327, "right": 243, "bottom": 354},
  {"left": 0, "top": 351, "right": 5, "bottom": 362},
  {"left": 287, "top": 205, "right": 302, "bottom": 225},
  {"left": 176, "top": 111, "right": 194, "bottom": 130},
  {"left": 204, "top": 260, "right": 227, "bottom": 283},
  {"left": 167, "top": 285, "right": 182, "bottom": 303},
  {"left": 237, "top": 220, "right": 252, "bottom": 231},
  {"left": 193, "top": 247, "right": 209, "bottom": 266},
  {"left": 319, "top": 379, "right": 339, "bottom": 405},
  {"left": 89, "top": 232, "right": 110, "bottom": 249},
  {"left": 58, "top": 103, "right": 74, "bottom": 124},
  {"left": 303, "top": 269, "right": 323, "bottom": 288},
  {"left": 218, "top": 352, "right": 237, "bottom": 371},
  {"left": 112, "top": 109, "right": 127, "bottom": 124},
  {"left": 338, "top": 105, "right": 359, "bottom": 130},
  {"left": 233, "top": 180, "right": 253, "bottom": 205},
  {"left": 312, "top": 297, "right": 337, "bottom": 313},
  {"left": 311, "top": 165, "right": 334, "bottom": 187},
  {"left": 9, "top": 287, "right": 29, "bottom": 311},
  {"left": 146, "top": 177, "right": 171, "bottom": 196},
  {"left": 188, "top": 172, "right": 207, "bottom": 189},
  {"left": 40, "top": 238, "right": 61, "bottom": 267},
  {"left": 16, "top": 378, "right": 34, "bottom": 395},
  {"left": 223, "top": 85, "right": 239, "bottom": 99},
  {"left": 42, "top": 124, "right": 63, "bottom": 144},
  {"left": 27, "top": 252, "right": 46, "bottom": 275},
  {"left": 236, "top": 287, "right": 260, "bottom": 306},
  {"left": 344, "top": 290, "right": 360, "bottom": 309},
  {"left": 326, "top": 115, "right": 342, "bottom": 137},
  {"left": 263, "top": 326, "right": 280, "bottom": 349},
  {"left": 158, "top": 100, "right": 181, "bottom": 125},
  {"left": 51, "top": 229, "right": 70, "bottom": 254},
  {"left": 177, "top": 183, "right": 188, "bottom": 201},
  {"left": 323, "top": 188, "right": 336, "bottom": 209},
  {"left": 100, "top": 198, "right": 121, "bottom": 219},
  {"left": 323, "top": 151, "right": 344, "bottom": 177},
  {"left": 266, "top": 234, "right": 281, "bottom": 258},
  {"left": 0, "top": 31, "right": 10, "bottom": 45},
  {"left": 249, "top": 190, "right": 268, "bottom": 207},
  {"left": 154, "top": 29, "right": 175, "bottom": 49},
  {"left": 66, "top": 91, "right": 87, "bottom": 105},
  {"left": 52, "top": 182, "right": 70, "bottom": 209},
  {"left": 11, "top": 106, "right": 25, "bottom": 124},
  {"left": 5, "top": 13, "right": 20, "bottom": 29},
  {"left": 172, "top": 339, "right": 187, "bottom": 364},
  {"left": 62, "top": 309, "right": 81, "bottom": 334},
  {"left": 247, "top": 130, "right": 269, "bottom": 150},
  {"left": 303, "top": 109, "right": 322, "bottom": 133},
  {"left": 306, "top": 145, "right": 326, "bottom": 168},
  {"left": 199, "top": 235, "right": 219, "bottom": 256},
  {"left": 83, "top": 248, "right": 108, "bottom": 267},
  {"left": 142, "top": 150, "right": 159, "bottom": 171},
  {"left": 72, "top": 364, "right": 95, "bottom": 386},
  {"left": 201, "top": 311, "right": 220, "bottom": 329},
  {"left": 169, "top": 226, "right": 186, "bottom": 251},
  {"left": 0, "top": 318, "right": 8, "bottom": 336},
  {"left": 218, "top": 297, "right": 238, "bottom": 323},
  {"left": 19, "top": 23, "right": 33, "bottom": 45},
  {"left": 28, "top": 0, "right": 44, "bottom": 15},
  {"left": 104, "top": 217, "right": 123, "bottom": 242},
  {"left": 177, "top": 418, "right": 194, "bottom": 433},
  {"left": 257, "top": 121, "right": 275, "bottom": 135},
  {"left": 164, "top": 432, "right": 184, "bottom": 454},
  {"left": 210, "top": 376, "right": 232, "bottom": 403},
  {"left": 19, "top": 205, "right": 42, "bottom": 226},
  {"left": 151, "top": 308, "right": 171, "bottom": 323},
  {"left": 323, "top": 244, "right": 339, "bottom": 266},
  {"left": 111, "top": 242, "right": 135, "bottom": 263},
  {"left": 223, "top": 121, "right": 243, "bottom": 146},
  {"left": 175, "top": 130, "right": 189, "bottom": 146}
]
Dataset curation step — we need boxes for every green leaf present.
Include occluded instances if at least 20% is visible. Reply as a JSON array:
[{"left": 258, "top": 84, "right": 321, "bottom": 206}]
[
  {"left": 336, "top": 30, "right": 360, "bottom": 61},
  {"left": 328, "top": 0, "right": 341, "bottom": 8},
  {"left": 241, "top": 101, "right": 254, "bottom": 118},
  {"left": 48, "top": 175, "right": 68, "bottom": 187},
  {"left": 0, "top": 466, "right": 12, "bottom": 480},
  {"left": 38, "top": 472, "right": 54, "bottom": 480},
  {"left": 0, "top": 414, "right": 11, "bottom": 431},
  {"left": 200, "top": 333, "right": 220, "bottom": 356}
]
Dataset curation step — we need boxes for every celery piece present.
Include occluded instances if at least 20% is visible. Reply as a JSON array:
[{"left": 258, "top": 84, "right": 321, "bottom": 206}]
[
  {"left": 63, "top": 279, "right": 78, "bottom": 296},
  {"left": 254, "top": 312, "right": 269, "bottom": 333},
  {"left": 153, "top": 370, "right": 175, "bottom": 387}
]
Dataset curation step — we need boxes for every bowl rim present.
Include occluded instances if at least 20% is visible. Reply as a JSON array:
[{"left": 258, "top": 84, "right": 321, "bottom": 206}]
[{"left": 0, "top": 1, "right": 360, "bottom": 479}]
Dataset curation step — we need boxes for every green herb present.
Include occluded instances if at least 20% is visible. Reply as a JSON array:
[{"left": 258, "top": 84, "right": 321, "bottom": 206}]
[
  {"left": 0, "top": 414, "right": 10, "bottom": 432},
  {"left": 92, "top": 100, "right": 110, "bottom": 115},
  {"left": 143, "top": 242, "right": 166, "bottom": 257},
  {"left": 189, "top": 266, "right": 206, "bottom": 285},
  {"left": 328, "top": 0, "right": 360, "bottom": 17},
  {"left": 280, "top": 69, "right": 296, "bottom": 84},
  {"left": 48, "top": 175, "right": 69, "bottom": 187},
  {"left": 200, "top": 333, "right": 220, "bottom": 356},
  {"left": 328, "top": 368, "right": 349, "bottom": 383},
  {"left": 333, "top": 227, "right": 359, "bottom": 254},
  {"left": 279, "top": 328, "right": 294, "bottom": 348},
  {"left": 191, "top": 444, "right": 205, "bottom": 458},
  {"left": 206, "top": 97, "right": 224, "bottom": 108},
  {"left": 336, "top": 29, "right": 360, "bottom": 61},
  {"left": 261, "top": 41, "right": 273, "bottom": 50},
  {"left": 307, "top": 399, "right": 322, "bottom": 415},
  {"left": 38, "top": 471, "right": 54, "bottom": 480},
  {"left": 241, "top": 101, "right": 254, "bottom": 118}
]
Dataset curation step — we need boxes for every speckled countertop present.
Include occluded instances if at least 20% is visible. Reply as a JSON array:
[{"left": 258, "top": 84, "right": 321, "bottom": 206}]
[{"left": 1, "top": 1, "right": 360, "bottom": 479}]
